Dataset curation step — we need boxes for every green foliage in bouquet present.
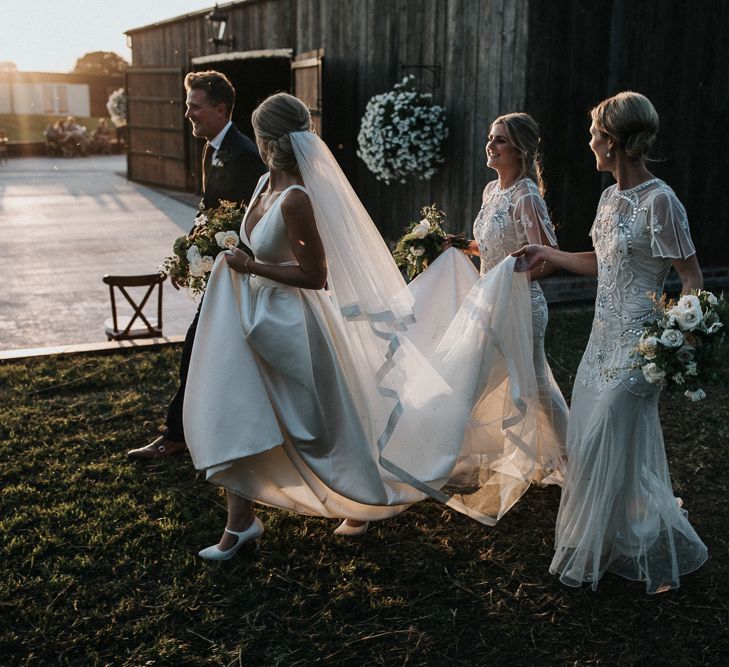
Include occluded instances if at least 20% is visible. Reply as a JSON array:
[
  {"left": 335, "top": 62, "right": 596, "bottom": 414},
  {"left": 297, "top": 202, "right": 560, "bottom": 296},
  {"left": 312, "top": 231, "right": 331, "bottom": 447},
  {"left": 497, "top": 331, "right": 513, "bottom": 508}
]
[
  {"left": 392, "top": 204, "right": 470, "bottom": 281},
  {"left": 162, "top": 201, "right": 247, "bottom": 297},
  {"left": 634, "top": 289, "right": 728, "bottom": 400}
]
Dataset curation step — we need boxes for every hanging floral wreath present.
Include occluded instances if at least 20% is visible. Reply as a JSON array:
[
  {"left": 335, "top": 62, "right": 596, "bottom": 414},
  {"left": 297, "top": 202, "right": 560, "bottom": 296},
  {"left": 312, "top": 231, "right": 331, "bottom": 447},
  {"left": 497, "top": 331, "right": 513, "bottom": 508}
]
[
  {"left": 106, "top": 88, "right": 127, "bottom": 128},
  {"left": 357, "top": 76, "right": 448, "bottom": 185}
]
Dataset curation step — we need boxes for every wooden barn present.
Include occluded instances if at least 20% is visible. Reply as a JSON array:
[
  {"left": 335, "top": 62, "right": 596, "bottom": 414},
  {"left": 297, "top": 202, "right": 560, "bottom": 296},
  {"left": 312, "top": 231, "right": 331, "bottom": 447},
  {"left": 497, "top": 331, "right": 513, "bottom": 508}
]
[{"left": 125, "top": 0, "right": 728, "bottom": 267}]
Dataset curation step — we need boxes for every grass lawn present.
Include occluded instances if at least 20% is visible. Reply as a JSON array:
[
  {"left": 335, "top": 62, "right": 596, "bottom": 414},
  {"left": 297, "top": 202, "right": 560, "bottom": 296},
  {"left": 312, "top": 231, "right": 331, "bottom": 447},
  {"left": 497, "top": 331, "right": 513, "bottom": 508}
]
[
  {"left": 1, "top": 307, "right": 727, "bottom": 665},
  {"left": 0, "top": 113, "right": 113, "bottom": 142}
]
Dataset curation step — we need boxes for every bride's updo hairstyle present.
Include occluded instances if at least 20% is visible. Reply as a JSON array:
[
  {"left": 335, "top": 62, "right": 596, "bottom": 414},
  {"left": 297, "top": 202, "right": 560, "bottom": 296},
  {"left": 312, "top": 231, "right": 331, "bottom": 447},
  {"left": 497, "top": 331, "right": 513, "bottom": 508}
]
[
  {"left": 590, "top": 91, "right": 659, "bottom": 161},
  {"left": 491, "top": 112, "right": 546, "bottom": 196},
  {"left": 251, "top": 92, "right": 312, "bottom": 173}
]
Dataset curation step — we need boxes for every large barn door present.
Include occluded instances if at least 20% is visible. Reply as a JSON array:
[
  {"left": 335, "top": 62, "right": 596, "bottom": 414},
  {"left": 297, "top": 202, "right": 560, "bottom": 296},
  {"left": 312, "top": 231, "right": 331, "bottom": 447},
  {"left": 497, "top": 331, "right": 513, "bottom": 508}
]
[
  {"left": 292, "top": 49, "right": 323, "bottom": 135},
  {"left": 126, "top": 67, "right": 189, "bottom": 190}
]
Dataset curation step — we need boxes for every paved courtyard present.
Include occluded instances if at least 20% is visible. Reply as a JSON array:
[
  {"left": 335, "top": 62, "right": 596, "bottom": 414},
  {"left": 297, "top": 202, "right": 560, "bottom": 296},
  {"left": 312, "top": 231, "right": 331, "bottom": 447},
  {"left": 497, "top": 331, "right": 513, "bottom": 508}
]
[{"left": 0, "top": 155, "right": 199, "bottom": 351}]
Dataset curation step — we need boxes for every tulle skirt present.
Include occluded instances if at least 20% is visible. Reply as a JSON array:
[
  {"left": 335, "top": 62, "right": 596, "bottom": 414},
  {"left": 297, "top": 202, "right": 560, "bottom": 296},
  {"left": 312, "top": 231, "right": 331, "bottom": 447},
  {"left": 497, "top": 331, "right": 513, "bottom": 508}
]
[{"left": 550, "top": 382, "right": 707, "bottom": 593}]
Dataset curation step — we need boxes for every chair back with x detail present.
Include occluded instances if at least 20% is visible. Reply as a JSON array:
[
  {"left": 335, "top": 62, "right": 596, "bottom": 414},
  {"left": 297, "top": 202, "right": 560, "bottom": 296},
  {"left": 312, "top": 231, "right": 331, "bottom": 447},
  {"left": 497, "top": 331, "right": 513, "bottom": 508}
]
[{"left": 102, "top": 273, "right": 166, "bottom": 340}]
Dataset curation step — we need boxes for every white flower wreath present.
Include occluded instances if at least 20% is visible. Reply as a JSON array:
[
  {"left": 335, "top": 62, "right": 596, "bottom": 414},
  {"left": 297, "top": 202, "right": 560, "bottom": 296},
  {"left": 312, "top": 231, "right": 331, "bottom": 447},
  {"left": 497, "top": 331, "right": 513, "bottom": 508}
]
[{"left": 357, "top": 76, "right": 448, "bottom": 185}]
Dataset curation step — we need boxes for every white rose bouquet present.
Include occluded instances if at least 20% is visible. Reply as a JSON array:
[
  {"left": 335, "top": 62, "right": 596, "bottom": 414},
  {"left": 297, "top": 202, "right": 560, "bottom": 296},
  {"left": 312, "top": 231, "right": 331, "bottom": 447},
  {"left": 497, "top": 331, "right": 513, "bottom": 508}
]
[
  {"left": 357, "top": 75, "right": 448, "bottom": 185},
  {"left": 392, "top": 204, "right": 469, "bottom": 280},
  {"left": 162, "top": 200, "right": 247, "bottom": 297},
  {"left": 634, "top": 290, "right": 728, "bottom": 400}
]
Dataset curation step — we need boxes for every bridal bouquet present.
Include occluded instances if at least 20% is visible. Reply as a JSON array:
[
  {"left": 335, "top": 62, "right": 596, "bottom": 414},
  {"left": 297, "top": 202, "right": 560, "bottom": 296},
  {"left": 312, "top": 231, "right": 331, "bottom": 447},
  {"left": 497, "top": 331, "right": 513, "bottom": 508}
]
[
  {"left": 357, "top": 75, "right": 448, "bottom": 185},
  {"left": 634, "top": 290, "right": 728, "bottom": 400},
  {"left": 162, "top": 200, "right": 247, "bottom": 297},
  {"left": 392, "top": 204, "right": 469, "bottom": 280}
]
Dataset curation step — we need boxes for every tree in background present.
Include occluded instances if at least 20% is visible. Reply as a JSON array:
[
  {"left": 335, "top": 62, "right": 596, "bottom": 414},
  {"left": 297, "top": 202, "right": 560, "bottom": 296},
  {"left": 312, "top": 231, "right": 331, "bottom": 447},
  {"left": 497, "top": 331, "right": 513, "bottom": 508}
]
[{"left": 73, "top": 51, "right": 128, "bottom": 75}]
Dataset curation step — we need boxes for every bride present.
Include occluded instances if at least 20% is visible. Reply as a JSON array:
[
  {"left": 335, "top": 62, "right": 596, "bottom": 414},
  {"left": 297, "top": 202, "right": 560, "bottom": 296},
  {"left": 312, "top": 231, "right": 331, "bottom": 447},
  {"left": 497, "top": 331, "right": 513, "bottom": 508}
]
[
  {"left": 184, "top": 92, "right": 435, "bottom": 558},
  {"left": 184, "top": 92, "right": 568, "bottom": 559}
]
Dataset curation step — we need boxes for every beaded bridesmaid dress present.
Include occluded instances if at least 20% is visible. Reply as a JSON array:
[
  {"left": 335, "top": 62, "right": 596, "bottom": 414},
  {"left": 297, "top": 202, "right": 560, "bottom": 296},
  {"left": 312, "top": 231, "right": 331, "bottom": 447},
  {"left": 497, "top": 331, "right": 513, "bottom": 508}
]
[
  {"left": 473, "top": 178, "right": 568, "bottom": 459},
  {"left": 550, "top": 178, "right": 708, "bottom": 593}
]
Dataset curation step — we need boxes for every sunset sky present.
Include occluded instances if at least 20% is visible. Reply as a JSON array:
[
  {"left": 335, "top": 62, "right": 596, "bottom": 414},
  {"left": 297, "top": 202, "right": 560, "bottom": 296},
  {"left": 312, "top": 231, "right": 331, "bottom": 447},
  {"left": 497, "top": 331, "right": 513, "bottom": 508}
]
[{"left": 2, "top": 1, "right": 217, "bottom": 72}]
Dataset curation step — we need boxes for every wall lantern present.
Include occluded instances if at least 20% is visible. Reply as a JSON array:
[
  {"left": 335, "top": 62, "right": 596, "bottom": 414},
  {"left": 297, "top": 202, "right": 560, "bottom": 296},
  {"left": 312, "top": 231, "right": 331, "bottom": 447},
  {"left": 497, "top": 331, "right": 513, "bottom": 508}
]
[{"left": 206, "top": 4, "right": 236, "bottom": 50}]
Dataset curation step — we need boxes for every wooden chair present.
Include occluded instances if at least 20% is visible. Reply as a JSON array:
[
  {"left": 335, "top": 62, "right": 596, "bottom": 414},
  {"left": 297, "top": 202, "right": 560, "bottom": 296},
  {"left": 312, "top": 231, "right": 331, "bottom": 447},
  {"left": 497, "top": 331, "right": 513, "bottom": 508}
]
[{"left": 102, "top": 273, "right": 166, "bottom": 340}]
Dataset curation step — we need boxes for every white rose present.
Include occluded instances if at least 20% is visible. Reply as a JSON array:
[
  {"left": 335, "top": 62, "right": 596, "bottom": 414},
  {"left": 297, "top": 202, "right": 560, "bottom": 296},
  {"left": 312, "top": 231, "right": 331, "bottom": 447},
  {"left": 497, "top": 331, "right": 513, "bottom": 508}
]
[
  {"left": 410, "top": 246, "right": 426, "bottom": 257},
  {"left": 193, "top": 214, "right": 208, "bottom": 227},
  {"left": 215, "top": 230, "right": 240, "bottom": 249},
  {"left": 659, "top": 328, "right": 684, "bottom": 348},
  {"left": 211, "top": 156, "right": 224, "bottom": 168},
  {"left": 684, "top": 388, "right": 706, "bottom": 402},
  {"left": 412, "top": 219, "right": 431, "bottom": 239},
  {"left": 677, "top": 294, "right": 701, "bottom": 311},
  {"left": 671, "top": 295, "right": 703, "bottom": 331},
  {"left": 186, "top": 244, "right": 201, "bottom": 261},
  {"left": 201, "top": 255, "right": 214, "bottom": 273},
  {"left": 642, "top": 362, "right": 666, "bottom": 384},
  {"left": 685, "top": 361, "right": 698, "bottom": 376},
  {"left": 637, "top": 334, "right": 659, "bottom": 359},
  {"left": 188, "top": 254, "right": 205, "bottom": 277}
]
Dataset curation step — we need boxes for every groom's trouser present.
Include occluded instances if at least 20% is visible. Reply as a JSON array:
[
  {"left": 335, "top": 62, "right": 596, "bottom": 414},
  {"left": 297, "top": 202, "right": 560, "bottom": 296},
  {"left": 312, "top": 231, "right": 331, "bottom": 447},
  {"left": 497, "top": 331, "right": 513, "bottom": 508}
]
[{"left": 163, "top": 304, "right": 200, "bottom": 442}]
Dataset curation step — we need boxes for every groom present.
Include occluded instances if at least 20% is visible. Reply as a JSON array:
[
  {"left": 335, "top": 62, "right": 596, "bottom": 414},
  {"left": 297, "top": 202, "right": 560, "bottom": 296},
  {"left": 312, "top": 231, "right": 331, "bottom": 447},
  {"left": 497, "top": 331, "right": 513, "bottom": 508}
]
[{"left": 128, "top": 70, "right": 266, "bottom": 460}]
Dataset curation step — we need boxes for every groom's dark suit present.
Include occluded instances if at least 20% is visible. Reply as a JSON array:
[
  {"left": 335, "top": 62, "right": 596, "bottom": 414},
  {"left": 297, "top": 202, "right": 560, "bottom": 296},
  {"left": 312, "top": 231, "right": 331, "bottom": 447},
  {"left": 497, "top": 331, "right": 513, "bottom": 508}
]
[
  {"left": 164, "top": 123, "right": 266, "bottom": 444},
  {"left": 199, "top": 124, "right": 266, "bottom": 214}
]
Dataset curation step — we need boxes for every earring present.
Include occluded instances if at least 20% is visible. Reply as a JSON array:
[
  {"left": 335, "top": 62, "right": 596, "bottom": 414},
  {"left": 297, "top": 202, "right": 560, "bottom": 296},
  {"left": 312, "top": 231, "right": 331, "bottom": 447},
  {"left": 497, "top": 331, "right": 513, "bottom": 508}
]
[{"left": 606, "top": 151, "right": 611, "bottom": 158}]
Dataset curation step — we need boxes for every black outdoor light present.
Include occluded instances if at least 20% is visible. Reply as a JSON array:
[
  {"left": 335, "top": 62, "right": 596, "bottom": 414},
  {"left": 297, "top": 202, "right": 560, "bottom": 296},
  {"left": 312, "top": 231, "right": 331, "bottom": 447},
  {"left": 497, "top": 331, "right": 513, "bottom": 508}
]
[{"left": 206, "top": 4, "right": 235, "bottom": 50}]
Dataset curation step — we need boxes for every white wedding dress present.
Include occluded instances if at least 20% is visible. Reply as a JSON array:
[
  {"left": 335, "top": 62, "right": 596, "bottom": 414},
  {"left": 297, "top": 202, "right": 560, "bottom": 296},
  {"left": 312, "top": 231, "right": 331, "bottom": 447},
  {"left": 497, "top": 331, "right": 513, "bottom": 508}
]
[
  {"left": 183, "top": 133, "right": 566, "bottom": 527},
  {"left": 183, "top": 173, "right": 427, "bottom": 521},
  {"left": 550, "top": 179, "right": 707, "bottom": 593}
]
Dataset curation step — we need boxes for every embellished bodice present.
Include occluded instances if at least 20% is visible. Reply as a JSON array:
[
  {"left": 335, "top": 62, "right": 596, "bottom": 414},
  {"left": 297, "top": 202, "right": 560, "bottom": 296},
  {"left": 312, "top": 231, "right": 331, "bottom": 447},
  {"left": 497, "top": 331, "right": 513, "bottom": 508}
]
[
  {"left": 473, "top": 178, "right": 557, "bottom": 275},
  {"left": 577, "top": 178, "right": 696, "bottom": 394}
]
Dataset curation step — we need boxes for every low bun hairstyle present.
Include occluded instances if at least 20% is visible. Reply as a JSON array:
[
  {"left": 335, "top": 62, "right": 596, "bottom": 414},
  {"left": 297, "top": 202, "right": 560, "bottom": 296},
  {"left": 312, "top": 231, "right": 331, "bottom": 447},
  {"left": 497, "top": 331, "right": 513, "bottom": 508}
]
[
  {"left": 251, "top": 92, "right": 312, "bottom": 173},
  {"left": 491, "top": 112, "right": 546, "bottom": 196},
  {"left": 590, "top": 91, "right": 659, "bottom": 161}
]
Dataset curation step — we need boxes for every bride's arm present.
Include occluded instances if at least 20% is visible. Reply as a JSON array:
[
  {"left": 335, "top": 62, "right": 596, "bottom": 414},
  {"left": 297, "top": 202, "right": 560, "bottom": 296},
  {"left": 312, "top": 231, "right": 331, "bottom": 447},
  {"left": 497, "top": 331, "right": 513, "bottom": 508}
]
[
  {"left": 512, "top": 244, "right": 598, "bottom": 277},
  {"left": 225, "top": 190, "right": 327, "bottom": 290}
]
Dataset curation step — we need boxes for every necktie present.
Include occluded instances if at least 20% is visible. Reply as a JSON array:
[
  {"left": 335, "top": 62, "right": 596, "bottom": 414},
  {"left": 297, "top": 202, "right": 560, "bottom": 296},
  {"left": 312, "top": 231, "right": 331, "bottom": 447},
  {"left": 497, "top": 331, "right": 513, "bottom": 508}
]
[{"left": 201, "top": 143, "right": 213, "bottom": 192}]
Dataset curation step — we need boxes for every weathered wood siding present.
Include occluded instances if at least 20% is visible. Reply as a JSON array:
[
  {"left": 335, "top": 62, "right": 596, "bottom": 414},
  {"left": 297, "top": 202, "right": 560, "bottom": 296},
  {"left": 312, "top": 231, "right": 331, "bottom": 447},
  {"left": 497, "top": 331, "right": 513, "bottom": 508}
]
[
  {"left": 127, "top": 0, "right": 529, "bottom": 241},
  {"left": 526, "top": 0, "right": 729, "bottom": 265},
  {"left": 127, "top": 0, "right": 727, "bottom": 264},
  {"left": 294, "top": 0, "right": 530, "bottom": 240}
]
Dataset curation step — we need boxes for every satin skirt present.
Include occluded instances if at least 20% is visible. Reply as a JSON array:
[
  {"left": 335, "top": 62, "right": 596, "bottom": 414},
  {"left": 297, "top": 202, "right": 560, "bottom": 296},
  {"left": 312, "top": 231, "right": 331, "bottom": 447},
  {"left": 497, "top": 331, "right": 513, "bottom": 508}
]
[
  {"left": 184, "top": 251, "right": 567, "bottom": 524},
  {"left": 183, "top": 257, "right": 426, "bottom": 521}
]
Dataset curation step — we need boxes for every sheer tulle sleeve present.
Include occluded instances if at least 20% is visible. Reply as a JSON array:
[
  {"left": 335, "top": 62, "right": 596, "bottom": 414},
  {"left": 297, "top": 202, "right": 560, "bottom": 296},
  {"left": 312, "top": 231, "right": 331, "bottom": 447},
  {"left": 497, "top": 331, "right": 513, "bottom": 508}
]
[
  {"left": 647, "top": 188, "right": 696, "bottom": 259},
  {"left": 513, "top": 186, "right": 558, "bottom": 247}
]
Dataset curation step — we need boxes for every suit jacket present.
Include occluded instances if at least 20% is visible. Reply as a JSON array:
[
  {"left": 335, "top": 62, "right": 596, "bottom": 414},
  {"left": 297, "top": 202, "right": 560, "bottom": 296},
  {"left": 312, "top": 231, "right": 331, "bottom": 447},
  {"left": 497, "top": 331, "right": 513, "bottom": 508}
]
[{"left": 200, "top": 124, "right": 266, "bottom": 211}]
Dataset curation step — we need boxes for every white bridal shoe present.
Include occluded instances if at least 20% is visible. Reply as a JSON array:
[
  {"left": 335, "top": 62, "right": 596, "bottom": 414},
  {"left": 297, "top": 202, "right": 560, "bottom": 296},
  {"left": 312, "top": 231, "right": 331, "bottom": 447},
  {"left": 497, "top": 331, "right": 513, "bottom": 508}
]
[
  {"left": 333, "top": 520, "right": 370, "bottom": 536},
  {"left": 198, "top": 517, "right": 264, "bottom": 561}
]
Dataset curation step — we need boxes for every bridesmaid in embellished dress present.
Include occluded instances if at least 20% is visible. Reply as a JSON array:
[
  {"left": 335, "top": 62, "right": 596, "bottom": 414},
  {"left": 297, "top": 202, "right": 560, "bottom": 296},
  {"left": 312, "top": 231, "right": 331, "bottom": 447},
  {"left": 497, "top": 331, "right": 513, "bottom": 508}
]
[
  {"left": 515, "top": 91, "right": 707, "bottom": 593},
  {"left": 447, "top": 113, "right": 568, "bottom": 472}
]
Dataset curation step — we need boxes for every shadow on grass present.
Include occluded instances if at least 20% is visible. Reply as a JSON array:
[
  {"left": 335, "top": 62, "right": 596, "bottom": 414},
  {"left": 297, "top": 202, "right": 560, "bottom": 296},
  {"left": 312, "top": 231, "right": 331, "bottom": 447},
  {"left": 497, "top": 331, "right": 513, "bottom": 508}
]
[{"left": 1, "top": 307, "right": 728, "bottom": 665}]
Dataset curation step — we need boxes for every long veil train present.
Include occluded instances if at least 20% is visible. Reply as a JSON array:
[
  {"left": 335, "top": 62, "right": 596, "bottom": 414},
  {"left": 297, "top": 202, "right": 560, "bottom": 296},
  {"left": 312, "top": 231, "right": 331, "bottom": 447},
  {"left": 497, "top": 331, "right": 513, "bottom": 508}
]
[
  {"left": 292, "top": 130, "right": 565, "bottom": 524},
  {"left": 185, "top": 131, "right": 565, "bottom": 525}
]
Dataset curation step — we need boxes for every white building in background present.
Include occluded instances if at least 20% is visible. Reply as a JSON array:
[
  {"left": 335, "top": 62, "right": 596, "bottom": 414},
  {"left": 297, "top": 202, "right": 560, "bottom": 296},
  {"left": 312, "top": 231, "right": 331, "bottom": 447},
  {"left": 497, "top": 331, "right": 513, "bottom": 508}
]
[
  {"left": 0, "top": 81, "right": 90, "bottom": 116},
  {"left": 0, "top": 71, "right": 124, "bottom": 118}
]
